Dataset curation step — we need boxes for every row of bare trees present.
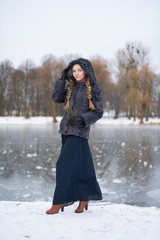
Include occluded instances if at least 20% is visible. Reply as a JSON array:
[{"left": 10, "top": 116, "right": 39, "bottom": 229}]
[
  {"left": 114, "top": 42, "right": 160, "bottom": 123},
  {"left": 0, "top": 42, "right": 159, "bottom": 123}
]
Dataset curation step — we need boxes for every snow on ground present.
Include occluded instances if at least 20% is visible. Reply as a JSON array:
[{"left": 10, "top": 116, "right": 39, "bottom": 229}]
[
  {"left": 0, "top": 116, "right": 55, "bottom": 125},
  {"left": 0, "top": 116, "right": 160, "bottom": 125},
  {"left": 0, "top": 201, "right": 160, "bottom": 240}
]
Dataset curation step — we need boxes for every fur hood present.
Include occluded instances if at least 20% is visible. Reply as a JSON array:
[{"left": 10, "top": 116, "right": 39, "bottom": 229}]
[{"left": 66, "top": 58, "right": 96, "bottom": 86}]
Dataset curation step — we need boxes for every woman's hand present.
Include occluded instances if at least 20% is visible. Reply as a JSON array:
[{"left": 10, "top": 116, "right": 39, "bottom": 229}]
[
  {"left": 60, "top": 68, "right": 69, "bottom": 81},
  {"left": 68, "top": 117, "right": 85, "bottom": 126}
]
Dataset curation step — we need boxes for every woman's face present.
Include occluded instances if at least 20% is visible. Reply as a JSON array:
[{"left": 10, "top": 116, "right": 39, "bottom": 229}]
[{"left": 72, "top": 64, "right": 85, "bottom": 81}]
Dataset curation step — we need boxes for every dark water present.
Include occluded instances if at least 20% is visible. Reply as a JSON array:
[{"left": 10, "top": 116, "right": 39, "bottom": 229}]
[{"left": 0, "top": 124, "right": 160, "bottom": 207}]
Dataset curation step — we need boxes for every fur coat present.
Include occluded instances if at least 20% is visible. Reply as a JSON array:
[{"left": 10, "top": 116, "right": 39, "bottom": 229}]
[{"left": 52, "top": 58, "right": 103, "bottom": 139}]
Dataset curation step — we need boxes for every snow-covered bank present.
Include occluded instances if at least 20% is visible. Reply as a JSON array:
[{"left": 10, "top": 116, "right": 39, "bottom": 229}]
[
  {"left": 0, "top": 201, "right": 160, "bottom": 240},
  {"left": 0, "top": 116, "right": 160, "bottom": 125},
  {"left": 0, "top": 116, "right": 55, "bottom": 125},
  {"left": 98, "top": 117, "right": 160, "bottom": 125}
]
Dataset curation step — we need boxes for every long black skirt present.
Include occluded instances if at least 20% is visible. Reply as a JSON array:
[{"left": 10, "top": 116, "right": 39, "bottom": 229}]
[{"left": 52, "top": 135, "right": 102, "bottom": 205}]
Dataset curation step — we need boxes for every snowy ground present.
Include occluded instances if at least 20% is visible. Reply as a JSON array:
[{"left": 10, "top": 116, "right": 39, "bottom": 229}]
[
  {"left": 0, "top": 201, "right": 160, "bottom": 240},
  {"left": 0, "top": 116, "right": 160, "bottom": 125}
]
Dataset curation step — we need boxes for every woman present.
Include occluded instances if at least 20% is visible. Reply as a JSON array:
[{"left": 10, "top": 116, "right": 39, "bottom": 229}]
[{"left": 46, "top": 58, "right": 103, "bottom": 214}]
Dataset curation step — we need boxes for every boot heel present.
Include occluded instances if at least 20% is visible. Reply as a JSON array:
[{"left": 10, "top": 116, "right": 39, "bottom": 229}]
[
  {"left": 85, "top": 204, "right": 88, "bottom": 211},
  {"left": 61, "top": 206, "right": 64, "bottom": 212}
]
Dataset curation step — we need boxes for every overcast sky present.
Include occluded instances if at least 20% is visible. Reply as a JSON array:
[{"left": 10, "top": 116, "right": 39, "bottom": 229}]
[{"left": 0, "top": 0, "right": 160, "bottom": 72}]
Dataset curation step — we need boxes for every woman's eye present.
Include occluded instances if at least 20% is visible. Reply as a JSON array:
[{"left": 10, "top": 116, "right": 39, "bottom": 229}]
[{"left": 72, "top": 69, "right": 82, "bottom": 73}]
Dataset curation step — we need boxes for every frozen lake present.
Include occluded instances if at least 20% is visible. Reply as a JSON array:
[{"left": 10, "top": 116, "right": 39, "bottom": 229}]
[{"left": 0, "top": 124, "right": 160, "bottom": 207}]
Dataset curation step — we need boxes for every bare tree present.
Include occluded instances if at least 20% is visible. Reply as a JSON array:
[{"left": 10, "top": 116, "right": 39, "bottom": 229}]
[
  {"left": 154, "top": 74, "right": 160, "bottom": 117},
  {"left": 138, "top": 65, "right": 156, "bottom": 123},
  {"left": 9, "top": 69, "right": 25, "bottom": 115},
  {"left": 114, "top": 42, "right": 150, "bottom": 119},
  {"left": 40, "top": 55, "right": 66, "bottom": 122},
  {"left": 0, "top": 60, "right": 13, "bottom": 115},
  {"left": 90, "top": 56, "right": 114, "bottom": 111},
  {"left": 19, "top": 60, "right": 35, "bottom": 117}
]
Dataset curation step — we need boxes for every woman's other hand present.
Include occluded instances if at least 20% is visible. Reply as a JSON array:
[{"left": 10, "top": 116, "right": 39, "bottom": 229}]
[{"left": 68, "top": 117, "right": 85, "bottom": 126}]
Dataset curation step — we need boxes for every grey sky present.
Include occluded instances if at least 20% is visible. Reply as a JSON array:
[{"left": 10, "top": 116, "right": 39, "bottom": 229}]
[{"left": 0, "top": 0, "right": 160, "bottom": 72}]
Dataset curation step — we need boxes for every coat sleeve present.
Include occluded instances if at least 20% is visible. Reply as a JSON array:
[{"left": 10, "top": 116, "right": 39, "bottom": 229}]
[
  {"left": 51, "top": 78, "right": 66, "bottom": 103},
  {"left": 81, "top": 83, "right": 103, "bottom": 127}
]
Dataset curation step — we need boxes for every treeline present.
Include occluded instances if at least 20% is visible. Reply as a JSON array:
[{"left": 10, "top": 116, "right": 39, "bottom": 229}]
[{"left": 0, "top": 42, "right": 160, "bottom": 123}]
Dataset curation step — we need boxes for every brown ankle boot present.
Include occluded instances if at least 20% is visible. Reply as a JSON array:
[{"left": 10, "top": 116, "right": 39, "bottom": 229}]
[
  {"left": 75, "top": 201, "right": 89, "bottom": 213},
  {"left": 46, "top": 204, "right": 64, "bottom": 214}
]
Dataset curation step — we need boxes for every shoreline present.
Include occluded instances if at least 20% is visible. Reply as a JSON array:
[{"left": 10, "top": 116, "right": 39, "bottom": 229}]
[{"left": 0, "top": 116, "right": 160, "bottom": 125}]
